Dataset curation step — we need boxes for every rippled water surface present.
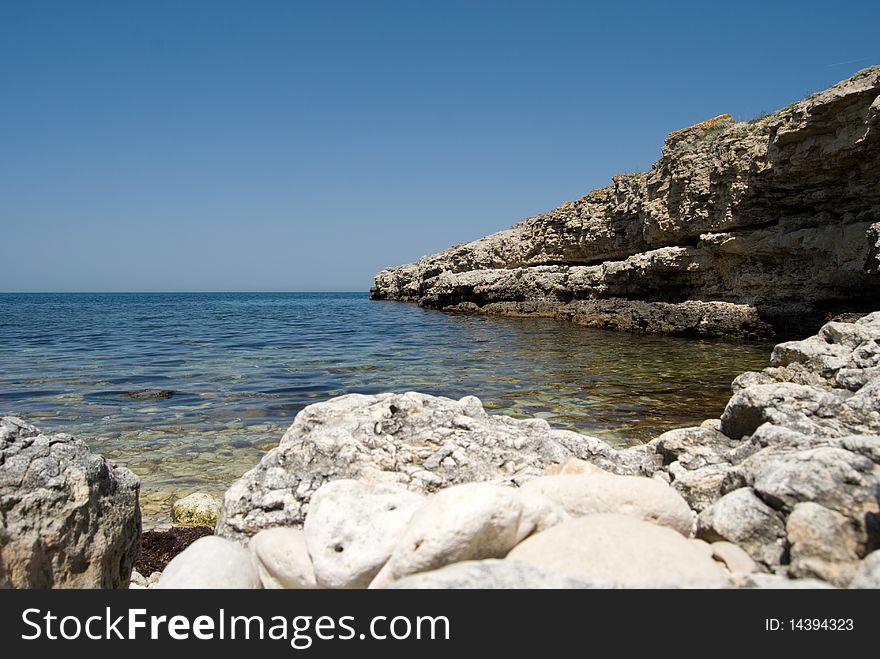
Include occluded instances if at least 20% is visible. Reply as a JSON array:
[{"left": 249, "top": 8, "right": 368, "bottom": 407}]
[{"left": 0, "top": 293, "right": 771, "bottom": 523}]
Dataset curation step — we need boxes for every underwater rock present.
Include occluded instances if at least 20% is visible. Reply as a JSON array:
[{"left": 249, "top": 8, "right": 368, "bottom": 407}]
[{"left": 120, "top": 389, "right": 175, "bottom": 400}]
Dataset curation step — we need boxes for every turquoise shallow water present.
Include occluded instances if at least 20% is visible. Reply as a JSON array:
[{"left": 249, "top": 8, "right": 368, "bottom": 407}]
[{"left": 0, "top": 292, "right": 771, "bottom": 523}]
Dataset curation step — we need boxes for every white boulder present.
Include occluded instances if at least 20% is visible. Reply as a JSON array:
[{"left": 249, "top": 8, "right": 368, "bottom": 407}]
[
  {"left": 250, "top": 528, "right": 317, "bottom": 589},
  {"left": 156, "top": 536, "right": 259, "bottom": 589},
  {"left": 519, "top": 473, "right": 694, "bottom": 536},
  {"left": 507, "top": 513, "right": 728, "bottom": 588},
  {"left": 370, "top": 483, "right": 523, "bottom": 588},
  {"left": 304, "top": 480, "right": 424, "bottom": 588}
]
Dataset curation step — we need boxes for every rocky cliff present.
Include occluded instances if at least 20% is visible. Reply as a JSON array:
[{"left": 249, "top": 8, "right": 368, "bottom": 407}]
[{"left": 371, "top": 67, "right": 880, "bottom": 339}]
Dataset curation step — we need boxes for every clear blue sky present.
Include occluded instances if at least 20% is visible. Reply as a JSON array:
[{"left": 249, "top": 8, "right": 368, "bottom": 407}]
[{"left": 2, "top": 1, "right": 877, "bottom": 292}]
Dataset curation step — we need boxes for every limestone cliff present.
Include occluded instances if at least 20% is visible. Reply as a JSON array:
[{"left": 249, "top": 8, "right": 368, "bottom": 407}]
[{"left": 371, "top": 67, "right": 880, "bottom": 339}]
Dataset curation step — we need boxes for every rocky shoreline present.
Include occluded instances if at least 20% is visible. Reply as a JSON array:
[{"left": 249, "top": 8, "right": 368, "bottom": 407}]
[
  {"left": 371, "top": 67, "right": 880, "bottom": 339},
  {"left": 2, "top": 313, "right": 879, "bottom": 588},
  {"left": 3, "top": 70, "right": 879, "bottom": 589}
]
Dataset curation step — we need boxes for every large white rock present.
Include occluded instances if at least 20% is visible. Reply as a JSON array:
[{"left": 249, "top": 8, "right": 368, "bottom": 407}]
[
  {"left": 250, "top": 528, "right": 317, "bottom": 589},
  {"left": 382, "top": 560, "right": 603, "bottom": 589},
  {"left": 156, "top": 536, "right": 260, "bottom": 589},
  {"left": 304, "top": 480, "right": 424, "bottom": 589},
  {"left": 369, "top": 483, "right": 523, "bottom": 588},
  {"left": 518, "top": 473, "right": 694, "bottom": 536},
  {"left": 507, "top": 513, "right": 729, "bottom": 588},
  {"left": 216, "top": 392, "right": 650, "bottom": 539}
]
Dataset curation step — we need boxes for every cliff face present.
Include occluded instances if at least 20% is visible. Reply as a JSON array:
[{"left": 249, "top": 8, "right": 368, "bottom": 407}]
[{"left": 371, "top": 67, "right": 880, "bottom": 339}]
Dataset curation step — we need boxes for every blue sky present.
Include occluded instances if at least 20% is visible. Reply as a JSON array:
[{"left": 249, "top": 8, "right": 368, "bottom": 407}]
[{"left": 1, "top": 0, "right": 877, "bottom": 292}]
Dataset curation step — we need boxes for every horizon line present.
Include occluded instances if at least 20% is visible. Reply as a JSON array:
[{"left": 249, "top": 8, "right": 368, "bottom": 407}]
[{"left": 0, "top": 290, "right": 370, "bottom": 295}]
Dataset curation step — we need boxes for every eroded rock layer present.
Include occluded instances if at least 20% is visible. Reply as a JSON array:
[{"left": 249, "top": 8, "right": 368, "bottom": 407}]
[{"left": 371, "top": 67, "right": 880, "bottom": 338}]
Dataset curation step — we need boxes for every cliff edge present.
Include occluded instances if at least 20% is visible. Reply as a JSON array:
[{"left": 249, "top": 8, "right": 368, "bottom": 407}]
[{"left": 371, "top": 67, "right": 880, "bottom": 339}]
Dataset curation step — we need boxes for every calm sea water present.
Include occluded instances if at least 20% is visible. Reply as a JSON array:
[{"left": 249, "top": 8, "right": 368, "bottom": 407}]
[{"left": 0, "top": 292, "right": 770, "bottom": 524}]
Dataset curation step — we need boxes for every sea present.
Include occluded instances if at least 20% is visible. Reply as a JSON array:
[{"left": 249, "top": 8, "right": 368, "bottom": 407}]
[{"left": 0, "top": 292, "right": 771, "bottom": 524}]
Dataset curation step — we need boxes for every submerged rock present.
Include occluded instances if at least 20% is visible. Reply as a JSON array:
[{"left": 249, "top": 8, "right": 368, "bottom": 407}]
[
  {"left": 0, "top": 416, "right": 141, "bottom": 589},
  {"left": 120, "top": 389, "right": 175, "bottom": 400}
]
